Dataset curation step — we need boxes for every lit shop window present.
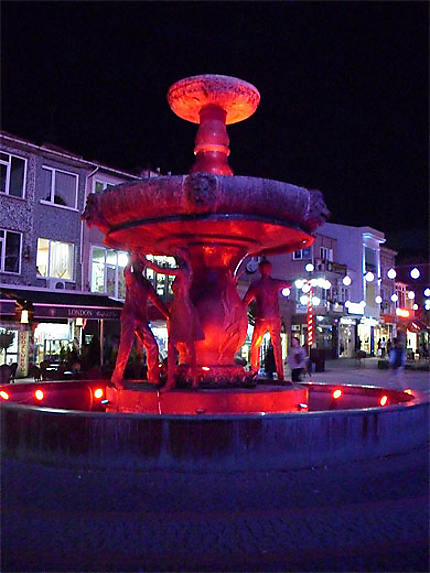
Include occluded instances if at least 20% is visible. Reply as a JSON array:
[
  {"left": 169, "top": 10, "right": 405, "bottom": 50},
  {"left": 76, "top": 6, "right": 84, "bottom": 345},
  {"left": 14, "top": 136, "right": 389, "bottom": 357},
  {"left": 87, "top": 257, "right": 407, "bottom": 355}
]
[
  {"left": 94, "top": 181, "right": 116, "bottom": 193},
  {"left": 36, "top": 238, "right": 74, "bottom": 279},
  {"left": 0, "top": 229, "right": 22, "bottom": 274},
  {"left": 320, "top": 247, "right": 333, "bottom": 262},
  {"left": 145, "top": 255, "right": 176, "bottom": 298},
  {"left": 293, "top": 247, "right": 311, "bottom": 260},
  {"left": 41, "top": 167, "right": 78, "bottom": 209},
  {"left": 91, "top": 247, "right": 128, "bottom": 300},
  {"left": 0, "top": 328, "right": 18, "bottom": 366},
  {"left": 0, "top": 152, "right": 26, "bottom": 198}
]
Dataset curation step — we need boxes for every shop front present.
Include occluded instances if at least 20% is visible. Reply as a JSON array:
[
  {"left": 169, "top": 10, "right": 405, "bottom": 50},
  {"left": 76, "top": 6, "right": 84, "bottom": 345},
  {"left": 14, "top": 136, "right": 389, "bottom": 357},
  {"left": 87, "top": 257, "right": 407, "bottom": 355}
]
[{"left": 1, "top": 287, "right": 123, "bottom": 377}]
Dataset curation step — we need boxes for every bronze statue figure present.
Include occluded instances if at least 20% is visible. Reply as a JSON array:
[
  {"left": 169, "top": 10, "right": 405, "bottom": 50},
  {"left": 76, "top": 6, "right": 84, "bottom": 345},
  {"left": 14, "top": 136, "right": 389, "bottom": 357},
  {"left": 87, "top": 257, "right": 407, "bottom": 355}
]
[
  {"left": 140, "top": 247, "right": 204, "bottom": 391},
  {"left": 243, "top": 259, "right": 291, "bottom": 381},
  {"left": 111, "top": 254, "right": 169, "bottom": 389}
]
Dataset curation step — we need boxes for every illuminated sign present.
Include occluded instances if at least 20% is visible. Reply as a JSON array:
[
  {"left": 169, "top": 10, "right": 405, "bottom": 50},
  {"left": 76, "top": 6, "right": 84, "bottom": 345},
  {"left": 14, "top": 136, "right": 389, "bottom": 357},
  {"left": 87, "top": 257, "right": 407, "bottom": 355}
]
[
  {"left": 347, "top": 303, "right": 365, "bottom": 315},
  {"left": 395, "top": 308, "right": 410, "bottom": 318}
]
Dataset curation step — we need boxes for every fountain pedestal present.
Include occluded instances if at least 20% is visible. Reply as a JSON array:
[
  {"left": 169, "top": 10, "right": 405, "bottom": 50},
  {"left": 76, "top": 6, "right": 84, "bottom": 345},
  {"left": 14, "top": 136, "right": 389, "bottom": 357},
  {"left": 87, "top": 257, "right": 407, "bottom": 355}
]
[{"left": 106, "top": 384, "right": 308, "bottom": 414}]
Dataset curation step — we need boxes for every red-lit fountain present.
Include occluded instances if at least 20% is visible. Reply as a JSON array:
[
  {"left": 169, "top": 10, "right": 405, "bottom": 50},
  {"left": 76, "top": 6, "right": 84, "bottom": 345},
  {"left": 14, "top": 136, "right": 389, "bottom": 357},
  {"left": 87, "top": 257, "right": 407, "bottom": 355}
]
[
  {"left": 1, "top": 75, "right": 427, "bottom": 471},
  {"left": 82, "top": 75, "right": 328, "bottom": 412}
]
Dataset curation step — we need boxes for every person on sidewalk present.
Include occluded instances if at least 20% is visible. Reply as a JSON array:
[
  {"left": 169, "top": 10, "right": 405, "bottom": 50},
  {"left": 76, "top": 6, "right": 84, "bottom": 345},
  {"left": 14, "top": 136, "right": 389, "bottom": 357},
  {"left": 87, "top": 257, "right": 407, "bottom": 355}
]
[
  {"left": 388, "top": 337, "right": 406, "bottom": 389},
  {"left": 286, "top": 337, "right": 308, "bottom": 382}
]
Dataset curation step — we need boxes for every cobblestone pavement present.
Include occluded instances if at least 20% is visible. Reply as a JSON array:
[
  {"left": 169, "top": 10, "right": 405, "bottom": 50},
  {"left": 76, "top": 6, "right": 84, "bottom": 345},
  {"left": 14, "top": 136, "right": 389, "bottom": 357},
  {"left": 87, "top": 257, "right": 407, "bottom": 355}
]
[
  {"left": 3, "top": 362, "right": 429, "bottom": 572},
  {"left": 2, "top": 442, "right": 429, "bottom": 572}
]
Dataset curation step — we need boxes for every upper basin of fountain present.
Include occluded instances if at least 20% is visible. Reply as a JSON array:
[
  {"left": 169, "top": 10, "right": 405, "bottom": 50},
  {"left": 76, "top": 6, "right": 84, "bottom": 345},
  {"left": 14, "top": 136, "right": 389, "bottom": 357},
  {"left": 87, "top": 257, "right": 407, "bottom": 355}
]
[{"left": 167, "top": 74, "right": 260, "bottom": 124}]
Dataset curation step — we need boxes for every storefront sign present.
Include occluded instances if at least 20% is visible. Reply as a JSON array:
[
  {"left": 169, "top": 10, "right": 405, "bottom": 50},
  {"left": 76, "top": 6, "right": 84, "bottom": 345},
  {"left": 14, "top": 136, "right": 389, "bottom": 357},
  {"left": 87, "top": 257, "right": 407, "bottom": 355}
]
[
  {"left": 340, "top": 317, "right": 356, "bottom": 325},
  {"left": 34, "top": 304, "right": 122, "bottom": 320},
  {"left": 347, "top": 303, "right": 364, "bottom": 315}
]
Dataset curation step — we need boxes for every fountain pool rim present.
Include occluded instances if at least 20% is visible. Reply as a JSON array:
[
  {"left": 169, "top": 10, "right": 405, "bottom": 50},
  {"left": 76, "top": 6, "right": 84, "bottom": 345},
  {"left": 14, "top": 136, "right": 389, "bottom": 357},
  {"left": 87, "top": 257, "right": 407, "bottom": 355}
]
[{"left": 1, "top": 380, "right": 428, "bottom": 472}]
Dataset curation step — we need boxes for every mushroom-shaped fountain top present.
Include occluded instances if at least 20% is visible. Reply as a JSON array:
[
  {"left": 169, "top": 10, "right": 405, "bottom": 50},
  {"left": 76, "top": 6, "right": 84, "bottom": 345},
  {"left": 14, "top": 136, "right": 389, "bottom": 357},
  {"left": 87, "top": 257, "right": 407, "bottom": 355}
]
[{"left": 168, "top": 74, "right": 260, "bottom": 175}]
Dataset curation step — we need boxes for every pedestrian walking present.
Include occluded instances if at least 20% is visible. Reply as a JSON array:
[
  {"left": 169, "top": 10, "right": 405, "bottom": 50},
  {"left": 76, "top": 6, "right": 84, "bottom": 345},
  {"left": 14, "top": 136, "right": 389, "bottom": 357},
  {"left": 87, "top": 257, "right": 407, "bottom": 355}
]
[
  {"left": 381, "top": 337, "right": 387, "bottom": 357},
  {"left": 388, "top": 337, "right": 406, "bottom": 389},
  {"left": 286, "top": 337, "right": 307, "bottom": 382}
]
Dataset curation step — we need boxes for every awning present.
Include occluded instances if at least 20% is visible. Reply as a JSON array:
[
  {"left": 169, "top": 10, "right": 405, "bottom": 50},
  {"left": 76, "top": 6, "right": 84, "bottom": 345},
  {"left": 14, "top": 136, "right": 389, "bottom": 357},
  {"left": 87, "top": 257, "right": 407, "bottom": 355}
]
[
  {"left": 407, "top": 319, "right": 430, "bottom": 333},
  {"left": 0, "top": 287, "right": 123, "bottom": 321}
]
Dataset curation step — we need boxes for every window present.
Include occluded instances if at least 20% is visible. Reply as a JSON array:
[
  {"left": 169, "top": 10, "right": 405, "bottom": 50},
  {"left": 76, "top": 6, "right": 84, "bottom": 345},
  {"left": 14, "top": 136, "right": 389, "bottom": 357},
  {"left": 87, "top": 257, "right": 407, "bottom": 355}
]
[
  {"left": 94, "top": 180, "right": 115, "bottom": 193},
  {"left": 293, "top": 247, "right": 311, "bottom": 260},
  {"left": 320, "top": 247, "right": 333, "bottom": 262},
  {"left": 41, "top": 167, "right": 78, "bottom": 208},
  {"left": 0, "top": 229, "right": 22, "bottom": 273},
  {"left": 90, "top": 247, "right": 128, "bottom": 299},
  {"left": 145, "top": 255, "right": 176, "bottom": 299},
  {"left": 36, "top": 238, "right": 74, "bottom": 279},
  {"left": 0, "top": 328, "right": 18, "bottom": 366},
  {"left": 364, "top": 246, "right": 377, "bottom": 272},
  {"left": 0, "top": 152, "right": 26, "bottom": 198}
]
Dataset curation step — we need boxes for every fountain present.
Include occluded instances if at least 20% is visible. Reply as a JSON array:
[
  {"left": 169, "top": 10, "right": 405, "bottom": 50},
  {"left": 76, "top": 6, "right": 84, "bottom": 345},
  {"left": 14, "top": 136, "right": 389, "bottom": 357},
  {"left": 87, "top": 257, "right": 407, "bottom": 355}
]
[
  {"left": 82, "top": 74, "right": 328, "bottom": 411},
  {"left": 1, "top": 75, "right": 428, "bottom": 471}
]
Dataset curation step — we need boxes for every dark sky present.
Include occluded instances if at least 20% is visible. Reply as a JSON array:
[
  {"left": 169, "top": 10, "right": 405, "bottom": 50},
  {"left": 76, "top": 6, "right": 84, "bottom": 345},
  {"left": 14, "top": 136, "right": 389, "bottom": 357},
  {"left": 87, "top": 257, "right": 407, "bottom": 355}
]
[{"left": 2, "top": 2, "right": 428, "bottom": 240}]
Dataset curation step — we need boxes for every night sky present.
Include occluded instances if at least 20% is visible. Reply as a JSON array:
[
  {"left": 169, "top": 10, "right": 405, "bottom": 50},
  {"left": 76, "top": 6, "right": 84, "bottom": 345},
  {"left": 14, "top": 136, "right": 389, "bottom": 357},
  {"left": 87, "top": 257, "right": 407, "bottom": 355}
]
[{"left": 2, "top": 2, "right": 428, "bottom": 245}]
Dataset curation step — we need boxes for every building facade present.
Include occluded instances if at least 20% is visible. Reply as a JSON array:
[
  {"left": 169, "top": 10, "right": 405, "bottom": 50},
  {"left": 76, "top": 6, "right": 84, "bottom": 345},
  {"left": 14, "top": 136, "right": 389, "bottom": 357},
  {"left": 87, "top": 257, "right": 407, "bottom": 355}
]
[{"left": 0, "top": 132, "right": 138, "bottom": 375}]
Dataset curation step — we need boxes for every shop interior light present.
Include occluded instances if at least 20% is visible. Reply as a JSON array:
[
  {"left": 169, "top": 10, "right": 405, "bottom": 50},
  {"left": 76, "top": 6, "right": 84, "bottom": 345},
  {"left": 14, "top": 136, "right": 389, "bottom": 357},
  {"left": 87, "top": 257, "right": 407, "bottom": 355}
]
[
  {"left": 20, "top": 309, "right": 29, "bottom": 324},
  {"left": 302, "top": 283, "right": 311, "bottom": 293},
  {"left": 281, "top": 287, "right": 290, "bottom": 297},
  {"left": 412, "top": 303, "right": 418, "bottom": 311},
  {"left": 424, "top": 300, "right": 430, "bottom": 311},
  {"left": 94, "top": 388, "right": 104, "bottom": 399},
  {"left": 201, "top": 366, "right": 211, "bottom": 371},
  {"left": 305, "top": 263, "right": 314, "bottom": 272},
  {"left": 407, "top": 291, "right": 415, "bottom": 300},
  {"left": 379, "top": 395, "right": 388, "bottom": 407},
  {"left": 322, "top": 279, "right": 331, "bottom": 290},
  {"left": 75, "top": 317, "right": 85, "bottom": 327},
  {"left": 295, "top": 279, "right": 305, "bottom": 289},
  {"left": 404, "top": 389, "right": 413, "bottom": 396},
  {"left": 364, "top": 271, "right": 375, "bottom": 282},
  {"left": 310, "top": 278, "right": 318, "bottom": 287},
  {"left": 0, "top": 390, "right": 10, "bottom": 400},
  {"left": 300, "top": 295, "right": 309, "bottom": 305},
  {"left": 424, "top": 288, "right": 430, "bottom": 297},
  {"left": 387, "top": 268, "right": 396, "bottom": 279},
  {"left": 118, "top": 252, "right": 129, "bottom": 267},
  {"left": 342, "top": 275, "right": 352, "bottom": 286},
  {"left": 311, "top": 296, "right": 321, "bottom": 306},
  {"left": 34, "top": 389, "right": 44, "bottom": 401},
  {"left": 332, "top": 389, "right": 342, "bottom": 399},
  {"left": 344, "top": 300, "right": 351, "bottom": 308},
  {"left": 375, "top": 295, "right": 382, "bottom": 304},
  {"left": 391, "top": 294, "right": 398, "bottom": 302},
  {"left": 360, "top": 300, "right": 366, "bottom": 307},
  {"left": 410, "top": 267, "right": 420, "bottom": 279},
  {"left": 396, "top": 308, "right": 410, "bottom": 318}
]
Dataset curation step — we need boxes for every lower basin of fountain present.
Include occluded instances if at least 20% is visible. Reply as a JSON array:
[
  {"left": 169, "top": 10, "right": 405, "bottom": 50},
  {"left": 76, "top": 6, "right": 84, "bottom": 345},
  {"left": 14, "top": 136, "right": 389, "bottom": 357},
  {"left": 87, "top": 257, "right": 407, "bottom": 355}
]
[{"left": 1, "top": 380, "right": 428, "bottom": 471}]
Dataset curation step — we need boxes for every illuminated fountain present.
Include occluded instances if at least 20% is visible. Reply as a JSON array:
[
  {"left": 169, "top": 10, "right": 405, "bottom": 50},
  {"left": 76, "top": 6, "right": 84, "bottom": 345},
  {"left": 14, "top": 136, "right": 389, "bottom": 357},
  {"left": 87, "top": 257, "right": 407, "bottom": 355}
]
[
  {"left": 1, "top": 76, "right": 428, "bottom": 470},
  {"left": 82, "top": 74, "right": 328, "bottom": 410}
]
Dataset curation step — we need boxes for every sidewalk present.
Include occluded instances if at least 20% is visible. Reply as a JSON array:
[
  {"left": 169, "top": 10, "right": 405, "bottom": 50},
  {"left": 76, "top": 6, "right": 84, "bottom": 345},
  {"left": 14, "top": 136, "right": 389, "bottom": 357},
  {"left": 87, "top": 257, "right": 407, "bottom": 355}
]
[
  {"left": 309, "top": 357, "right": 430, "bottom": 396},
  {"left": 13, "top": 357, "right": 430, "bottom": 396}
]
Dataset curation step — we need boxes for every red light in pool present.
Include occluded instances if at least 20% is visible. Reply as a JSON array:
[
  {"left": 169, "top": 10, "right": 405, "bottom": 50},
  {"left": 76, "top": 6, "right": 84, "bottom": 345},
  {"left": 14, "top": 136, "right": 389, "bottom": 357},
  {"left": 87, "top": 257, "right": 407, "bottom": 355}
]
[
  {"left": 379, "top": 395, "right": 388, "bottom": 407},
  {"left": 0, "top": 390, "right": 10, "bottom": 400},
  {"left": 94, "top": 388, "right": 104, "bottom": 399},
  {"left": 332, "top": 389, "right": 342, "bottom": 399},
  {"left": 34, "top": 389, "right": 44, "bottom": 401},
  {"left": 201, "top": 366, "right": 211, "bottom": 371}
]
